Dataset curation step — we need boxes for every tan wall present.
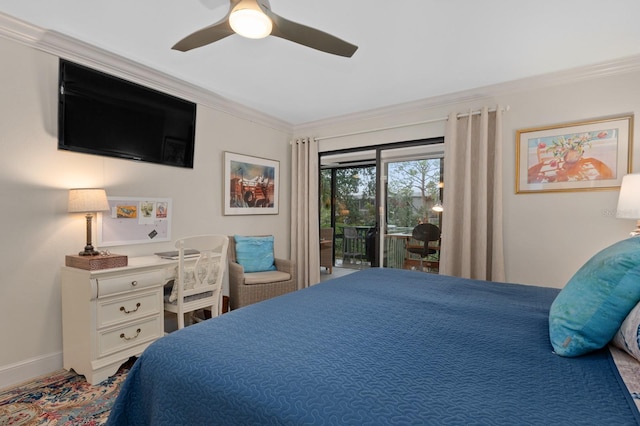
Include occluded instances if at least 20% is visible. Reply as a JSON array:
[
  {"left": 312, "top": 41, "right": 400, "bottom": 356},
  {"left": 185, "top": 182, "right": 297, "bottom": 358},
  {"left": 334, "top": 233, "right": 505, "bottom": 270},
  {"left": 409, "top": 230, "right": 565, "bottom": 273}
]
[
  {"left": 0, "top": 36, "right": 291, "bottom": 386},
  {"left": 298, "top": 70, "right": 640, "bottom": 288}
]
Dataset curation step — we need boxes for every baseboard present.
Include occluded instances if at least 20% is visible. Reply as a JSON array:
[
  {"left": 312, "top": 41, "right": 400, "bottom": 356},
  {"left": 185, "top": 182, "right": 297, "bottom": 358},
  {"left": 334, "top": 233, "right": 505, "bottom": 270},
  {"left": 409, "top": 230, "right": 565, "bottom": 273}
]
[{"left": 0, "top": 351, "right": 63, "bottom": 391}]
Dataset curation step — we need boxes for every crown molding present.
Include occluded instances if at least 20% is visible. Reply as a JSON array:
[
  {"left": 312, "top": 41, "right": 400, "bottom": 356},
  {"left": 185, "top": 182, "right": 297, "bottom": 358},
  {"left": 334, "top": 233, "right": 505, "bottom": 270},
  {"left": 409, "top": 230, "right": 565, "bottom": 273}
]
[
  {"left": 0, "top": 12, "right": 43, "bottom": 46},
  {"left": 3, "top": 11, "right": 639, "bottom": 135},
  {"left": 0, "top": 12, "right": 292, "bottom": 134},
  {"left": 295, "top": 54, "right": 640, "bottom": 133}
]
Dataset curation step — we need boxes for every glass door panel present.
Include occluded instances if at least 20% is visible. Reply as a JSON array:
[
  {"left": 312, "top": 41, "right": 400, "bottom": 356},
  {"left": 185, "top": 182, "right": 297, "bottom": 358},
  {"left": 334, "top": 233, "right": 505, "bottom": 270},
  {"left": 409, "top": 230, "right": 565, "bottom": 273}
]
[
  {"left": 320, "top": 166, "right": 376, "bottom": 269},
  {"left": 379, "top": 146, "right": 443, "bottom": 270}
]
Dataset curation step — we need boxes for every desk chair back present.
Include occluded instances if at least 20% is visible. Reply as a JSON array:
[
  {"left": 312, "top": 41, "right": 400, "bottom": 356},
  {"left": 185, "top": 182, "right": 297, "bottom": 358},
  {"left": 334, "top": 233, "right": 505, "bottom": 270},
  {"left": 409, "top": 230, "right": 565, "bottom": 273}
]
[
  {"left": 165, "top": 235, "right": 229, "bottom": 329},
  {"left": 405, "top": 223, "right": 441, "bottom": 272},
  {"left": 411, "top": 223, "right": 441, "bottom": 256},
  {"left": 343, "top": 227, "right": 365, "bottom": 265}
]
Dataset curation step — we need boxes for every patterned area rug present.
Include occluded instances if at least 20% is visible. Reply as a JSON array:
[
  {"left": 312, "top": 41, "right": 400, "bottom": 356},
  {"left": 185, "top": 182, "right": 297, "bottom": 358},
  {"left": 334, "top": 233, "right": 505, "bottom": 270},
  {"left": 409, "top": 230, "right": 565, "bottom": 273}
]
[{"left": 0, "top": 359, "right": 132, "bottom": 425}]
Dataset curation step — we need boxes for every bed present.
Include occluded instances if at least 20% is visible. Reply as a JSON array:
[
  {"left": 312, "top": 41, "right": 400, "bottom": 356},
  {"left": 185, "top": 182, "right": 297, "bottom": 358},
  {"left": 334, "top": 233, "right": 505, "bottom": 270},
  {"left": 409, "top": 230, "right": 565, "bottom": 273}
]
[{"left": 107, "top": 267, "right": 640, "bottom": 425}]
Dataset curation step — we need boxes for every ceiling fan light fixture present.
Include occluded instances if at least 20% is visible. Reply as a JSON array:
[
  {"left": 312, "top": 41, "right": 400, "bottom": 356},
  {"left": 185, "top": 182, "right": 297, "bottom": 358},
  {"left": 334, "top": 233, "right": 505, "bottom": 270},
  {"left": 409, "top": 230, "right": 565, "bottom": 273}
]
[{"left": 229, "top": 8, "right": 272, "bottom": 39}]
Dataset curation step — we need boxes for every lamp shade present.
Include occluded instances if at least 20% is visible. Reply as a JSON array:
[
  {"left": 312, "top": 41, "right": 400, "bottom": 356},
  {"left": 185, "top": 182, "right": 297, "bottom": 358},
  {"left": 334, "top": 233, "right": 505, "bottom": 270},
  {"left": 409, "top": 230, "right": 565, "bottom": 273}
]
[
  {"left": 617, "top": 174, "right": 640, "bottom": 219},
  {"left": 229, "top": 8, "right": 272, "bottom": 39},
  {"left": 68, "top": 188, "right": 110, "bottom": 213}
]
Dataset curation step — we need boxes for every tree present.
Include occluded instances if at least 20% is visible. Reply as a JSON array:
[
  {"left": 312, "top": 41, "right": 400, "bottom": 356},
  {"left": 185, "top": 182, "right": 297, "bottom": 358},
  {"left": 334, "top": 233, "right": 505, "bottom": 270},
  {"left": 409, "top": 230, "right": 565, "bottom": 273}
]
[
  {"left": 321, "top": 160, "right": 441, "bottom": 230},
  {"left": 320, "top": 169, "right": 332, "bottom": 227},
  {"left": 387, "top": 160, "right": 440, "bottom": 226},
  {"left": 320, "top": 167, "right": 376, "bottom": 229}
]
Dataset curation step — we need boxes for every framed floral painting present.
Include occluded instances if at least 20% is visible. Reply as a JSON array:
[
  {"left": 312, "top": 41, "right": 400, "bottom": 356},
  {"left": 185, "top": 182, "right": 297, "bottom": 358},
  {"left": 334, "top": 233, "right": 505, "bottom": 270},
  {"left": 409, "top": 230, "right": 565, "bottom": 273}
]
[{"left": 516, "top": 115, "right": 633, "bottom": 193}]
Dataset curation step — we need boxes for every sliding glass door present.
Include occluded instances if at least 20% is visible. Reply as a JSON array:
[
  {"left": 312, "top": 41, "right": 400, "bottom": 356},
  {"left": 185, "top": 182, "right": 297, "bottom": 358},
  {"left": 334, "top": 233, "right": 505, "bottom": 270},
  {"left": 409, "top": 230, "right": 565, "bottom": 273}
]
[
  {"left": 379, "top": 145, "right": 443, "bottom": 269},
  {"left": 320, "top": 139, "right": 443, "bottom": 271}
]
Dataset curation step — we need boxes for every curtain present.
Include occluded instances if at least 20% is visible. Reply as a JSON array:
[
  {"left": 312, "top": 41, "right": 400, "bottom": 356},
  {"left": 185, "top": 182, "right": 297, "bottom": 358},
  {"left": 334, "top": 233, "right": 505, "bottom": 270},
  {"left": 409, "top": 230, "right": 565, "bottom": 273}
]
[
  {"left": 439, "top": 106, "right": 505, "bottom": 281},
  {"left": 291, "top": 137, "right": 320, "bottom": 288}
]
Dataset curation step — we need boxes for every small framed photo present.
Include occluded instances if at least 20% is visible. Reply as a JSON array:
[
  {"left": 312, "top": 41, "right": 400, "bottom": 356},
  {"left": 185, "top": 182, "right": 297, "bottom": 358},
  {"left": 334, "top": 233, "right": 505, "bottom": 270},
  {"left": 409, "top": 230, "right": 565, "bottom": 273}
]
[
  {"left": 224, "top": 152, "right": 279, "bottom": 215},
  {"left": 516, "top": 115, "right": 633, "bottom": 193}
]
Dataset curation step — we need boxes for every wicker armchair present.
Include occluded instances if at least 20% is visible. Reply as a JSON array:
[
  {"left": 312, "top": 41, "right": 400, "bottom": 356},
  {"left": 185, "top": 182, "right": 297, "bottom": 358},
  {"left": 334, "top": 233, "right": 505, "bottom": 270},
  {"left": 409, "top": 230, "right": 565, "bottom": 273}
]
[
  {"left": 320, "top": 227, "right": 333, "bottom": 273},
  {"left": 228, "top": 236, "right": 297, "bottom": 310}
]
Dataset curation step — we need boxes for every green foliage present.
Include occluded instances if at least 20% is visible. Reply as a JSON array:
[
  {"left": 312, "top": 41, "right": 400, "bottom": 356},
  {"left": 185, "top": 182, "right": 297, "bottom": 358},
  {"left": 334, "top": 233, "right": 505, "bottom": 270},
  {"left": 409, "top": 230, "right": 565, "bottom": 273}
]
[
  {"left": 320, "top": 158, "right": 442, "bottom": 231},
  {"left": 387, "top": 159, "right": 440, "bottom": 226}
]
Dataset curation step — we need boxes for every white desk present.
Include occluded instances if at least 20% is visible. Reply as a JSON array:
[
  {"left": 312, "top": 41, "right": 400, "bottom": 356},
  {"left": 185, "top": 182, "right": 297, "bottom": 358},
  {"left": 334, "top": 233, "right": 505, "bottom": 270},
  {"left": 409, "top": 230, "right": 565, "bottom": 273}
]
[{"left": 61, "top": 256, "right": 179, "bottom": 385}]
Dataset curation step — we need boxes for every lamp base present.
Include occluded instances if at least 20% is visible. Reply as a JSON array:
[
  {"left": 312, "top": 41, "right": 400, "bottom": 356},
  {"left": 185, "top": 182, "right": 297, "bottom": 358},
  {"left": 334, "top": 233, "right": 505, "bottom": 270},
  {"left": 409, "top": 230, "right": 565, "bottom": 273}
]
[
  {"left": 79, "top": 244, "right": 99, "bottom": 256},
  {"left": 79, "top": 213, "right": 99, "bottom": 256}
]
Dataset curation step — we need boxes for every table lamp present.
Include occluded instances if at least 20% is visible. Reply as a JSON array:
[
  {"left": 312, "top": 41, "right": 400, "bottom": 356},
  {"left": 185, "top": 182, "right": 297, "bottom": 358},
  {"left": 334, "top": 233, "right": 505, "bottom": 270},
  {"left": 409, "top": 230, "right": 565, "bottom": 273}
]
[
  {"left": 68, "top": 188, "right": 110, "bottom": 256},
  {"left": 616, "top": 174, "right": 640, "bottom": 237}
]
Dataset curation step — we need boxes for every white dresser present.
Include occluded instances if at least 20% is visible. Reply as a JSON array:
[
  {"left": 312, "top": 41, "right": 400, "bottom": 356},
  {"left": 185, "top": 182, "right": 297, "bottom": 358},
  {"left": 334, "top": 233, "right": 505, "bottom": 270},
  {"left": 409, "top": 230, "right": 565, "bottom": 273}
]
[{"left": 61, "top": 256, "right": 178, "bottom": 385}]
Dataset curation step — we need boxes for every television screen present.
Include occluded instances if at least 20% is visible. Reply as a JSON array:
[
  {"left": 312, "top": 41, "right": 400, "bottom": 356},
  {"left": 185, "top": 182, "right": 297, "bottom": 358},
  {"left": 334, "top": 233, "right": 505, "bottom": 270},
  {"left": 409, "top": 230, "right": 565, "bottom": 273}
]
[{"left": 58, "top": 59, "right": 196, "bottom": 168}]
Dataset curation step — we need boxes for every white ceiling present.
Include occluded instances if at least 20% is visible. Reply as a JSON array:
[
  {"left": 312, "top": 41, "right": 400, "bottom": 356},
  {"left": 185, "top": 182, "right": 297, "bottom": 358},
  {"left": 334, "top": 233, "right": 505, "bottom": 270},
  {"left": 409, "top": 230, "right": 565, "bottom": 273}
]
[{"left": 2, "top": 0, "right": 640, "bottom": 126}]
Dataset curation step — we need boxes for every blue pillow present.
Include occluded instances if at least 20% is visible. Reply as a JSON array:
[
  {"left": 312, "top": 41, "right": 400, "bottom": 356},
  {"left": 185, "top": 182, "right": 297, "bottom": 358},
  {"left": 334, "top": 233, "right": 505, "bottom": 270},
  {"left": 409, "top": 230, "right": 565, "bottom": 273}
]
[
  {"left": 234, "top": 235, "right": 277, "bottom": 273},
  {"left": 549, "top": 237, "right": 640, "bottom": 357}
]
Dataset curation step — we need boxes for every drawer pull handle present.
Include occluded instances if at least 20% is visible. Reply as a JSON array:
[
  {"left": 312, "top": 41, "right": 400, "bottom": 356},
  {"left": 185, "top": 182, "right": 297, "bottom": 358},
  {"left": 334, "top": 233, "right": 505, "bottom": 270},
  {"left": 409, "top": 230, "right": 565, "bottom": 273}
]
[
  {"left": 120, "top": 303, "right": 141, "bottom": 314},
  {"left": 131, "top": 280, "right": 138, "bottom": 287},
  {"left": 120, "top": 328, "right": 141, "bottom": 341}
]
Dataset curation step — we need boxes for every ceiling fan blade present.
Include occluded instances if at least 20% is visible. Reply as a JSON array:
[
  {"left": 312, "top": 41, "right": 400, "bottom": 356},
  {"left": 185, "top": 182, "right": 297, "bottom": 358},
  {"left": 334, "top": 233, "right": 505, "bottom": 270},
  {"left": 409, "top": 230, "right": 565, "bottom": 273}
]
[
  {"left": 172, "top": 14, "right": 234, "bottom": 52},
  {"left": 261, "top": 8, "right": 358, "bottom": 58}
]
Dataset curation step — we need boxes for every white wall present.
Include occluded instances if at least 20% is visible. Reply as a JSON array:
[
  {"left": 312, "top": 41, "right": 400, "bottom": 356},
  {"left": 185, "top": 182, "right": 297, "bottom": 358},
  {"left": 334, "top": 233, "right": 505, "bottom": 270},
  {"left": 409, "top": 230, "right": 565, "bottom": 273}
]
[
  {"left": 297, "top": 67, "right": 640, "bottom": 289},
  {"left": 501, "top": 76, "right": 639, "bottom": 287},
  {"left": 0, "top": 36, "right": 291, "bottom": 387}
]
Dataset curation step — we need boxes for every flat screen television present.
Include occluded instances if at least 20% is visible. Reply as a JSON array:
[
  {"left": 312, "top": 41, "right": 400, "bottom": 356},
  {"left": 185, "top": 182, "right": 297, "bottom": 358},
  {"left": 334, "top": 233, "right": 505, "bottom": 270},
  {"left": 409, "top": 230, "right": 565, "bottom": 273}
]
[{"left": 58, "top": 59, "right": 196, "bottom": 168}]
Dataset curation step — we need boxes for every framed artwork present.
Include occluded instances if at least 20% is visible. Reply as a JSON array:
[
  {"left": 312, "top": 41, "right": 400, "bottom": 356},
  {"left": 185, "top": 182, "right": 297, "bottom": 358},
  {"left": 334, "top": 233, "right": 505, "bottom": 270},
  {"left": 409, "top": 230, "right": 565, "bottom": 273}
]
[
  {"left": 224, "top": 152, "right": 279, "bottom": 215},
  {"left": 516, "top": 115, "right": 633, "bottom": 193},
  {"left": 97, "top": 197, "right": 172, "bottom": 246}
]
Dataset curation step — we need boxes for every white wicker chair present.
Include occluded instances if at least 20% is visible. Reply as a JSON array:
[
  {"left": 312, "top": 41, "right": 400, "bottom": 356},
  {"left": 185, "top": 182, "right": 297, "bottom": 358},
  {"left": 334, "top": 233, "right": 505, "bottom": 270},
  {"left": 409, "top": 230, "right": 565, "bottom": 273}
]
[{"left": 164, "top": 235, "right": 229, "bottom": 329}]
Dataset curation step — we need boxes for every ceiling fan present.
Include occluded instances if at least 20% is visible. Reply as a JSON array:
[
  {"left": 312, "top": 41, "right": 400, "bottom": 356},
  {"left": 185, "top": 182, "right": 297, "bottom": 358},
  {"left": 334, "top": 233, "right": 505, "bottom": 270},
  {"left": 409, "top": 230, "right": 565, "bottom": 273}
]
[{"left": 172, "top": 0, "right": 358, "bottom": 57}]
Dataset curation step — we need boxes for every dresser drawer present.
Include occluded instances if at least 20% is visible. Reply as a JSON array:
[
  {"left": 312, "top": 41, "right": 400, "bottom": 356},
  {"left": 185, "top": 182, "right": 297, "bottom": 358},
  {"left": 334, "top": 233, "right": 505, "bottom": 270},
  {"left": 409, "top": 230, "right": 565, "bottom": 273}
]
[
  {"left": 96, "top": 269, "right": 166, "bottom": 297},
  {"left": 97, "top": 316, "right": 163, "bottom": 358},
  {"left": 97, "top": 289, "right": 161, "bottom": 329}
]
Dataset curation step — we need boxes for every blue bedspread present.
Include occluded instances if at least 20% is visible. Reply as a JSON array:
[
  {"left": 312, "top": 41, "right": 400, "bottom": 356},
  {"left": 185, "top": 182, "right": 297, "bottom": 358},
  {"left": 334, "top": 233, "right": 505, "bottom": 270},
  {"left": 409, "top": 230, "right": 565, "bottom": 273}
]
[{"left": 107, "top": 268, "right": 640, "bottom": 425}]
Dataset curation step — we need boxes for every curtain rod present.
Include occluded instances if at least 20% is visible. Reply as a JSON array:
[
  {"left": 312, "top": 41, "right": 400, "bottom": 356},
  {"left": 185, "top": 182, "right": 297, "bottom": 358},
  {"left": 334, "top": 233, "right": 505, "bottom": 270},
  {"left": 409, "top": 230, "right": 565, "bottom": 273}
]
[{"left": 314, "top": 105, "right": 510, "bottom": 142}]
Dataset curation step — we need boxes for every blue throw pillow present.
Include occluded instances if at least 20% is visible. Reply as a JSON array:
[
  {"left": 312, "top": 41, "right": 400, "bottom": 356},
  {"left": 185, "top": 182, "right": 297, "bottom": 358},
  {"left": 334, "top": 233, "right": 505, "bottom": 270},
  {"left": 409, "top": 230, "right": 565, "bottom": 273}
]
[
  {"left": 234, "top": 235, "right": 277, "bottom": 273},
  {"left": 549, "top": 237, "right": 640, "bottom": 357}
]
